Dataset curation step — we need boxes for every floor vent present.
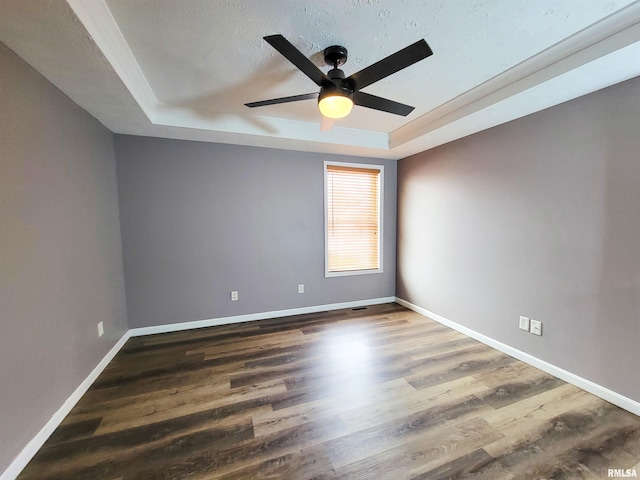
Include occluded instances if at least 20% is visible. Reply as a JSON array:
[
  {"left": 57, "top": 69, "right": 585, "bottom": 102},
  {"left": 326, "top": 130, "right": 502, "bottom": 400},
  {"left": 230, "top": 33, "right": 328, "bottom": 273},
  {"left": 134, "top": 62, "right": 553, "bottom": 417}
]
[{"left": 351, "top": 307, "right": 368, "bottom": 311}]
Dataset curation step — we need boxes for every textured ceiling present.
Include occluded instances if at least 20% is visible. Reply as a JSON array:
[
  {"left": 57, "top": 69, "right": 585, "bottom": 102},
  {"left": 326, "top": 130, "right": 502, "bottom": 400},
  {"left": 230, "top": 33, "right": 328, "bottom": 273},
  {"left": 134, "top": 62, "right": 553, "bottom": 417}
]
[{"left": 1, "top": 0, "right": 640, "bottom": 159}]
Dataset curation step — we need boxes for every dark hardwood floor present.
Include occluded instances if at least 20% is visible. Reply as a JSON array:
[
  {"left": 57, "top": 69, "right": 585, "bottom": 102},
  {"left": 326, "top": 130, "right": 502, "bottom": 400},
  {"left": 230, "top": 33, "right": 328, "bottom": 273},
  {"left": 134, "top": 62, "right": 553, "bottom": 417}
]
[{"left": 18, "top": 303, "right": 640, "bottom": 479}]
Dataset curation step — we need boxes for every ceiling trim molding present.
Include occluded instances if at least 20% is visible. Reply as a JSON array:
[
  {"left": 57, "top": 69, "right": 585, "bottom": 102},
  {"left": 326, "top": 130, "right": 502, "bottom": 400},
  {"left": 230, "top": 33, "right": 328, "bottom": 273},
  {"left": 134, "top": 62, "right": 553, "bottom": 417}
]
[
  {"left": 151, "top": 107, "right": 390, "bottom": 150},
  {"left": 66, "top": 0, "right": 158, "bottom": 117},
  {"left": 389, "top": 40, "right": 640, "bottom": 159},
  {"left": 390, "top": 0, "right": 640, "bottom": 149}
]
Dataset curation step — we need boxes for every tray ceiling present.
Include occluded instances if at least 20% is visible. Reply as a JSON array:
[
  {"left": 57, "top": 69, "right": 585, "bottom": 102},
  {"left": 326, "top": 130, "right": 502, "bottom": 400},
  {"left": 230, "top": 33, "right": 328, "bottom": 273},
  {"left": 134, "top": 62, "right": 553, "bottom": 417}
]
[{"left": 1, "top": 0, "right": 640, "bottom": 159}]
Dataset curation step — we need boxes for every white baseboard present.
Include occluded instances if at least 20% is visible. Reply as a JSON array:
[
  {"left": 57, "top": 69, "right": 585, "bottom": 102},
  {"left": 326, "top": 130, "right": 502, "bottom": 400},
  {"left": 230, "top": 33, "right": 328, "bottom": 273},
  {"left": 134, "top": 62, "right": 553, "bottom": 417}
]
[
  {"left": 0, "top": 331, "right": 132, "bottom": 480},
  {"left": 396, "top": 297, "right": 640, "bottom": 417},
  {"left": 129, "top": 296, "right": 397, "bottom": 337},
  {"left": 1, "top": 296, "right": 395, "bottom": 480}
]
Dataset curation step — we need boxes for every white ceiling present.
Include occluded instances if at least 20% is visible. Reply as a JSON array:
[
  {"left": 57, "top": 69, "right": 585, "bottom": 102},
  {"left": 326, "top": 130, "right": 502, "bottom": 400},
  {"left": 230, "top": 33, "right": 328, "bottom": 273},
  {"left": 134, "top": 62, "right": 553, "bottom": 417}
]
[{"left": 2, "top": 0, "right": 640, "bottom": 159}]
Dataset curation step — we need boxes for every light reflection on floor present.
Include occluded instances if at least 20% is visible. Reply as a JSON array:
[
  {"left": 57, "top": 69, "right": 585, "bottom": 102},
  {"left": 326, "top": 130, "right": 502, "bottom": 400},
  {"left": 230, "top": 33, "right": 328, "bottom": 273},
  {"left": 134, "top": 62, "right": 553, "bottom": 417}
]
[{"left": 320, "top": 327, "right": 375, "bottom": 402}]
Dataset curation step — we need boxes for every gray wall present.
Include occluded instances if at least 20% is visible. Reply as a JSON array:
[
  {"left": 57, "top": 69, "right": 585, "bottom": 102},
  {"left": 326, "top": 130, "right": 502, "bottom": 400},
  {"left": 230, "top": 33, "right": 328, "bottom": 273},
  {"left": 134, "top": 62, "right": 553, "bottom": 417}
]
[
  {"left": 397, "top": 76, "right": 640, "bottom": 402},
  {"left": 115, "top": 135, "right": 396, "bottom": 328},
  {"left": 0, "top": 43, "right": 128, "bottom": 471}
]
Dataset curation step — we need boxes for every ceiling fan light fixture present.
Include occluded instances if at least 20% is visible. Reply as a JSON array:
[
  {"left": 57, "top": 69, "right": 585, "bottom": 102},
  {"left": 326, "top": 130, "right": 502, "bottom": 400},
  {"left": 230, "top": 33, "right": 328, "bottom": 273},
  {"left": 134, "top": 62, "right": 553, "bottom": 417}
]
[
  {"left": 246, "top": 35, "right": 433, "bottom": 125},
  {"left": 318, "top": 89, "right": 353, "bottom": 119}
]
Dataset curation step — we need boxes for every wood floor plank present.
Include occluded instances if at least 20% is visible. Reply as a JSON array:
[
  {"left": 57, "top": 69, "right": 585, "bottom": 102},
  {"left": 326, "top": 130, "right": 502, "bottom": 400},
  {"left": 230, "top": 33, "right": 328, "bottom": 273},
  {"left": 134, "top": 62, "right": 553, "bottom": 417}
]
[
  {"left": 20, "top": 414, "right": 255, "bottom": 479},
  {"left": 154, "top": 416, "right": 348, "bottom": 479},
  {"left": 94, "top": 378, "right": 284, "bottom": 434},
  {"left": 479, "top": 373, "right": 566, "bottom": 409},
  {"left": 334, "top": 417, "right": 503, "bottom": 479},
  {"left": 324, "top": 394, "right": 497, "bottom": 468},
  {"left": 407, "top": 348, "right": 518, "bottom": 390},
  {"left": 473, "top": 360, "right": 552, "bottom": 388},
  {"left": 411, "top": 448, "right": 495, "bottom": 480},
  {"left": 16, "top": 303, "right": 640, "bottom": 479},
  {"left": 481, "top": 383, "right": 602, "bottom": 457},
  {"left": 339, "top": 375, "right": 493, "bottom": 434},
  {"left": 209, "top": 444, "right": 339, "bottom": 480},
  {"left": 474, "top": 401, "right": 640, "bottom": 479},
  {"left": 253, "top": 377, "right": 415, "bottom": 438}
]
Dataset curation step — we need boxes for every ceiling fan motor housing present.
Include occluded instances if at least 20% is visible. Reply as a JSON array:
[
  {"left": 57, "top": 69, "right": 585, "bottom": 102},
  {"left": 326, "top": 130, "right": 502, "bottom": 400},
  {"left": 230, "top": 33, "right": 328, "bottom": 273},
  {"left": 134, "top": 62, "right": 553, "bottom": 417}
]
[
  {"left": 324, "top": 45, "right": 348, "bottom": 67},
  {"left": 323, "top": 46, "right": 353, "bottom": 95},
  {"left": 324, "top": 66, "right": 354, "bottom": 95},
  {"left": 318, "top": 82, "right": 353, "bottom": 104}
]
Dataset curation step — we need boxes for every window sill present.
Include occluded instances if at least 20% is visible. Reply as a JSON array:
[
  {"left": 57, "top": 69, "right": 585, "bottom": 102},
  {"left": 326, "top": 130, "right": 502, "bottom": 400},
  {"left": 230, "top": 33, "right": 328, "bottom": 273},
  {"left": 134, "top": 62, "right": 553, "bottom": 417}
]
[{"left": 325, "top": 268, "right": 383, "bottom": 278}]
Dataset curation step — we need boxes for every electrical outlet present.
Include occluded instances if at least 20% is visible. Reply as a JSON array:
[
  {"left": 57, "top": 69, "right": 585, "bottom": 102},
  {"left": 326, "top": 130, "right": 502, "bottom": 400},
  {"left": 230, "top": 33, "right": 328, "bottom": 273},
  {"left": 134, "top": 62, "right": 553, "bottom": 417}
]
[
  {"left": 530, "top": 319, "right": 542, "bottom": 336},
  {"left": 519, "top": 316, "right": 530, "bottom": 331},
  {"left": 298, "top": 284, "right": 304, "bottom": 294},
  {"left": 97, "top": 321, "right": 104, "bottom": 337},
  {"left": 231, "top": 290, "right": 238, "bottom": 301}
]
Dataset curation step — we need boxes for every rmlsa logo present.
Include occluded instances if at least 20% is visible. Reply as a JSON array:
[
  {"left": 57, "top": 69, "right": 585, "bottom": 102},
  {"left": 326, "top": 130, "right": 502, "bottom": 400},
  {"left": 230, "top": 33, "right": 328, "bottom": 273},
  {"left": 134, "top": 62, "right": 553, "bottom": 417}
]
[{"left": 608, "top": 469, "right": 638, "bottom": 478}]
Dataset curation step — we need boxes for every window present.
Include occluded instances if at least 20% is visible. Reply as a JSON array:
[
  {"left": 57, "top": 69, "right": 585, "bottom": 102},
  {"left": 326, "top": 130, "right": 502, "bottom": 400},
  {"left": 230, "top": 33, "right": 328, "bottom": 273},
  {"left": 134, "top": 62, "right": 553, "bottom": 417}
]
[{"left": 324, "top": 162, "right": 383, "bottom": 276}]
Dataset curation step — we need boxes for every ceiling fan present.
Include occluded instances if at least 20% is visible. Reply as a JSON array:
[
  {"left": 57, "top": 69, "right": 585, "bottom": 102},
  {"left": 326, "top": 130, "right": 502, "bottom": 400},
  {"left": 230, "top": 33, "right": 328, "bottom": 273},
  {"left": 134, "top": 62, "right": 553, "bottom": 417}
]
[{"left": 245, "top": 34, "right": 433, "bottom": 131}]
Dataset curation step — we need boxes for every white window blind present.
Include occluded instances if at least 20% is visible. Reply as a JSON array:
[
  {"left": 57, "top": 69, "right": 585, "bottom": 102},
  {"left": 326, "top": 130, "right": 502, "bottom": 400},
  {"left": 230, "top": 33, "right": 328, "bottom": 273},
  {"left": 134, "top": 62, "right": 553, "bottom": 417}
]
[{"left": 325, "top": 163, "right": 382, "bottom": 275}]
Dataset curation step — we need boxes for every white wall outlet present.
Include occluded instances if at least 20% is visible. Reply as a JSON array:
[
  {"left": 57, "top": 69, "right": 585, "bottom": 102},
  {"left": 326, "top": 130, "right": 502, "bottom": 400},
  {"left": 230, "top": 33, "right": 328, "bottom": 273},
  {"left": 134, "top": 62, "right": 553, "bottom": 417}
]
[
  {"left": 231, "top": 290, "right": 238, "bottom": 301},
  {"left": 519, "top": 316, "right": 530, "bottom": 331},
  {"left": 530, "top": 319, "right": 542, "bottom": 336},
  {"left": 97, "top": 321, "right": 104, "bottom": 337},
  {"left": 298, "top": 284, "right": 304, "bottom": 294}
]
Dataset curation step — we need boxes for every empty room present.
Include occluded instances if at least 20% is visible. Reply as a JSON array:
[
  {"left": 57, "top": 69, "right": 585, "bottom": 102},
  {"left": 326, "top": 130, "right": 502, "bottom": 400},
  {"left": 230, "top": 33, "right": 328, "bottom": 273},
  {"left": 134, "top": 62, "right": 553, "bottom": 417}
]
[{"left": 2, "top": 1, "right": 640, "bottom": 478}]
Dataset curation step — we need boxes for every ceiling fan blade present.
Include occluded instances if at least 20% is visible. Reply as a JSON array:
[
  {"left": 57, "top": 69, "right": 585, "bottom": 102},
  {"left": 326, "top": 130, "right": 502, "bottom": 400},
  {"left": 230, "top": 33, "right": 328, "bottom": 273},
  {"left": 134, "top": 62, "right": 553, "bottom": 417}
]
[
  {"left": 245, "top": 92, "right": 318, "bottom": 108},
  {"left": 348, "top": 39, "right": 432, "bottom": 90},
  {"left": 320, "top": 116, "right": 336, "bottom": 132},
  {"left": 353, "top": 91, "right": 415, "bottom": 116},
  {"left": 264, "top": 34, "right": 330, "bottom": 87}
]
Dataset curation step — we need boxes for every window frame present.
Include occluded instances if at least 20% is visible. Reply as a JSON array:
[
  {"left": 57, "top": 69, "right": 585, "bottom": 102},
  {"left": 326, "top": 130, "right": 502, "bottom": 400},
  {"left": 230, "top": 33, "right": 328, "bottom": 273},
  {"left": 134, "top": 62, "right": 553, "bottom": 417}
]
[{"left": 323, "top": 161, "right": 384, "bottom": 278}]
